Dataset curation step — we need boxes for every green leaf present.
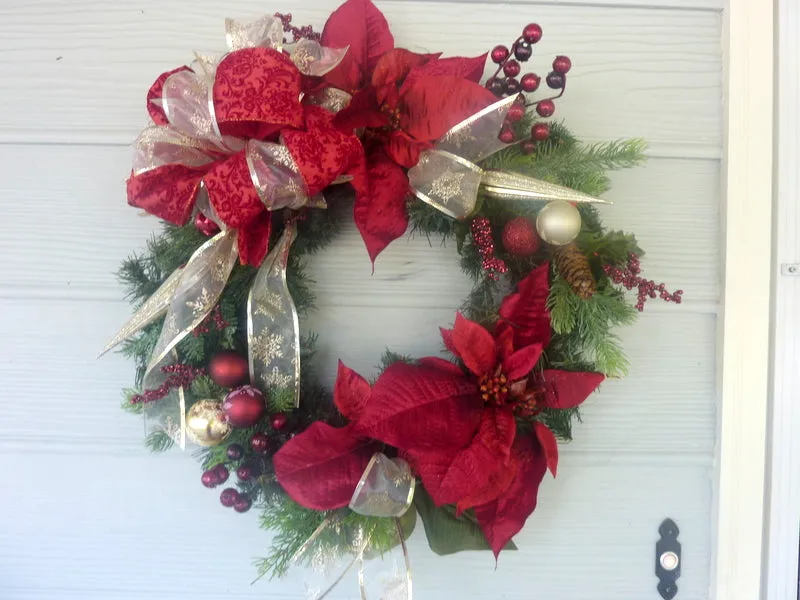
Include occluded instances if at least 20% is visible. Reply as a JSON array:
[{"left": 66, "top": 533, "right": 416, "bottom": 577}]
[{"left": 413, "top": 485, "right": 516, "bottom": 555}]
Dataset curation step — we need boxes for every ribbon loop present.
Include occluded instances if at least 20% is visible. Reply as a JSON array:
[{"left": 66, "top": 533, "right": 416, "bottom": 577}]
[
  {"left": 291, "top": 39, "right": 349, "bottom": 77},
  {"left": 225, "top": 15, "right": 284, "bottom": 51},
  {"left": 349, "top": 453, "right": 415, "bottom": 518}
]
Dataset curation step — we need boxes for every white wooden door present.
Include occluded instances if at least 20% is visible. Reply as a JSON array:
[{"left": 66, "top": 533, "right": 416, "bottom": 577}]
[{"left": 0, "top": 0, "right": 731, "bottom": 598}]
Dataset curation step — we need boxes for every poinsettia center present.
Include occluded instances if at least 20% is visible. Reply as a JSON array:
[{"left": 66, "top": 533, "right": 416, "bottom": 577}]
[
  {"left": 380, "top": 104, "right": 402, "bottom": 129},
  {"left": 511, "top": 388, "right": 544, "bottom": 418},
  {"left": 478, "top": 368, "right": 509, "bottom": 406}
]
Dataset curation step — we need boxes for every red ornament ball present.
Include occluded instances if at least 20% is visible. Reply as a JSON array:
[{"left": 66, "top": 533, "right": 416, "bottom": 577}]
[
  {"left": 237, "top": 464, "right": 257, "bottom": 481},
  {"left": 498, "top": 126, "right": 516, "bottom": 144},
  {"left": 536, "top": 100, "right": 555, "bottom": 118},
  {"left": 503, "top": 77, "right": 521, "bottom": 95},
  {"left": 209, "top": 351, "right": 248, "bottom": 388},
  {"left": 503, "top": 60, "right": 521, "bottom": 78},
  {"left": 531, "top": 122, "right": 550, "bottom": 141},
  {"left": 213, "top": 464, "right": 229, "bottom": 484},
  {"left": 194, "top": 212, "right": 220, "bottom": 237},
  {"left": 521, "top": 73, "right": 540, "bottom": 92},
  {"left": 486, "top": 77, "right": 504, "bottom": 97},
  {"left": 201, "top": 470, "right": 218, "bottom": 488},
  {"left": 491, "top": 45, "right": 509, "bottom": 64},
  {"left": 502, "top": 217, "right": 540, "bottom": 257},
  {"left": 226, "top": 443, "right": 244, "bottom": 461},
  {"left": 234, "top": 496, "right": 252, "bottom": 513},
  {"left": 220, "top": 487, "right": 239, "bottom": 508},
  {"left": 523, "top": 23, "right": 543, "bottom": 44},
  {"left": 270, "top": 412, "right": 289, "bottom": 431},
  {"left": 553, "top": 55, "right": 572, "bottom": 74},
  {"left": 507, "top": 103, "right": 526, "bottom": 123},
  {"left": 522, "top": 140, "right": 537, "bottom": 155},
  {"left": 222, "top": 386, "right": 266, "bottom": 428},
  {"left": 250, "top": 432, "right": 270, "bottom": 454}
]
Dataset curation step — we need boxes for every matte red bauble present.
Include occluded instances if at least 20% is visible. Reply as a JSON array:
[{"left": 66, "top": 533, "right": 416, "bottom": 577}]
[
  {"left": 209, "top": 351, "right": 249, "bottom": 388},
  {"left": 220, "top": 487, "right": 239, "bottom": 507},
  {"left": 270, "top": 412, "right": 289, "bottom": 431},
  {"left": 536, "top": 100, "right": 555, "bottom": 117},
  {"left": 531, "top": 122, "right": 550, "bottom": 141},
  {"left": 222, "top": 386, "right": 266, "bottom": 428},
  {"left": 237, "top": 464, "right": 257, "bottom": 481},
  {"left": 502, "top": 217, "right": 540, "bottom": 257},
  {"left": 213, "top": 464, "right": 229, "bottom": 484},
  {"left": 234, "top": 496, "right": 252, "bottom": 513},
  {"left": 201, "top": 470, "right": 218, "bottom": 488}
]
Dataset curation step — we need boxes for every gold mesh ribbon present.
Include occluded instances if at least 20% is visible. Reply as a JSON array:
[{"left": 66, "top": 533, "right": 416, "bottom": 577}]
[
  {"left": 247, "top": 222, "right": 301, "bottom": 407},
  {"left": 409, "top": 96, "right": 610, "bottom": 219}
]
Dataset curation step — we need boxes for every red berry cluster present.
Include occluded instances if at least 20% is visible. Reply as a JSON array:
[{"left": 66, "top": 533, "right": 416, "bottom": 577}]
[
  {"left": 130, "top": 364, "right": 206, "bottom": 404},
  {"left": 485, "top": 23, "right": 572, "bottom": 151},
  {"left": 471, "top": 217, "right": 508, "bottom": 281},
  {"left": 603, "top": 253, "right": 684, "bottom": 312},
  {"left": 274, "top": 12, "right": 321, "bottom": 43},
  {"left": 192, "top": 306, "right": 229, "bottom": 337}
]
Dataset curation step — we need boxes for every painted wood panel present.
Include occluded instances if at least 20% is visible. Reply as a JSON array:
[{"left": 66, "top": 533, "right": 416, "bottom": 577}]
[{"left": 0, "top": 1, "right": 721, "bottom": 155}]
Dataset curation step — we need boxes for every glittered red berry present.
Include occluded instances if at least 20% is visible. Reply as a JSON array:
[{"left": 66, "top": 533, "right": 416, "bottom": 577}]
[
  {"left": 523, "top": 23, "right": 543, "bottom": 44},
  {"left": 521, "top": 73, "right": 540, "bottom": 92},
  {"left": 486, "top": 77, "right": 504, "bottom": 97},
  {"left": 522, "top": 140, "right": 537, "bottom": 155},
  {"left": 507, "top": 103, "right": 526, "bottom": 123},
  {"left": 234, "top": 496, "right": 252, "bottom": 513},
  {"left": 546, "top": 72, "right": 565, "bottom": 89},
  {"left": 209, "top": 351, "right": 248, "bottom": 388},
  {"left": 226, "top": 443, "right": 244, "bottom": 461},
  {"left": 498, "top": 126, "right": 516, "bottom": 144},
  {"left": 222, "top": 386, "right": 265, "bottom": 428},
  {"left": 201, "top": 470, "right": 218, "bottom": 488},
  {"left": 250, "top": 432, "right": 269, "bottom": 454},
  {"left": 237, "top": 464, "right": 257, "bottom": 481},
  {"left": 491, "top": 45, "right": 509, "bottom": 64},
  {"left": 553, "top": 55, "right": 572, "bottom": 74},
  {"left": 531, "top": 122, "right": 550, "bottom": 141},
  {"left": 194, "top": 212, "right": 220, "bottom": 237},
  {"left": 503, "top": 77, "right": 520, "bottom": 95},
  {"left": 220, "top": 487, "right": 239, "bottom": 507},
  {"left": 502, "top": 217, "right": 540, "bottom": 257},
  {"left": 503, "top": 60, "right": 521, "bottom": 78},
  {"left": 536, "top": 100, "right": 555, "bottom": 117},
  {"left": 213, "top": 464, "right": 229, "bottom": 484},
  {"left": 270, "top": 412, "right": 288, "bottom": 431},
  {"left": 514, "top": 42, "right": 532, "bottom": 62}
]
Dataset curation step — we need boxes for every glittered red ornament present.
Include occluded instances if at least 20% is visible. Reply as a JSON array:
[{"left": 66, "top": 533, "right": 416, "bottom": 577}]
[
  {"left": 531, "top": 122, "right": 550, "bottom": 141},
  {"left": 201, "top": 470, "right": 218, "bottom": 488},
  {"left": 503, "top": 60, "right": 521, "bottom": 78},
  {"left": 220, "top": 487, "right": 239, "bottom": 507},
  {"left": 226, "top": 443, "right": 244, "bottom": 461},
  {"left": 498, "top": 126, "right": 516, "bottom": 144},
  {"left": 502, "top": 217, "right": 540, "bottom": 257},
  {"left": 270, "top": 412, "right": 288, "bottom": 431},
  {"left": 536, "top": 100, "right": 555, "bottom": 118},
  {"left": 521, "top": 73, "right": 540, "bottom": 92},
  {"left": 209, "top": 351, "right": 249, "bottom": 388},
  {"left": 250, "top": 432, "right": 270, "bottom": 454},
  {"left": 507, "top": 103, "right": 525, "bottom": 123},
  {"left": 213, "top": 464, "right": 229, "bottom": 484},
  {"left": 234, "top": 496, "right": 252, "bottom": 513},
  {"left": 491, "top": 45, "right": 509, "bottom": 64},
  {"left": 237, "top": 464, "right": 257, "bottom": 481},
  {"left": 553, "top": 55, "right": 572, "bottom": 74},
  {"left": 194, "top": 212, "right": 220, "bottom": 237},
  {"left": 523, "top": 23, "right": 543, "bottom": 44},
  {"left": 222, "top": 386, "right": 266, "bottom": 428}
]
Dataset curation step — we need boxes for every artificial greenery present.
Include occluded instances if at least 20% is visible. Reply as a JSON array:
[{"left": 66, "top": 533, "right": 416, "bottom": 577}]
[{"left": 116, "top": 121, "right": 646, "bottom": 578}]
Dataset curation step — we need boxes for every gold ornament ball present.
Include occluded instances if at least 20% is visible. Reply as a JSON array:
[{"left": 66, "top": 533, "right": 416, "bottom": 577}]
[
  {"left": 535, "top": 200, "right": 582, "bottom": 246},
  {"left": 186, "top": 400, "right": 231, "bottom": 447}
]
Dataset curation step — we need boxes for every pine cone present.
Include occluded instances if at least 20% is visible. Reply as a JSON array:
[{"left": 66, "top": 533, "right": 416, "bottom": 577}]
[{"left": 553, "top": 242, "right": 596, "bottom": 299}]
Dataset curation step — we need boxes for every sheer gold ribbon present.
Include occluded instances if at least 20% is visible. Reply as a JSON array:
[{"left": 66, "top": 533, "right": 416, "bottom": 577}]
[
  {"left": 288, "top": 453, "right": 414, "bottom": 599},
  {"left": 408, "top": 96, "right": 610, "bottom": 220}
]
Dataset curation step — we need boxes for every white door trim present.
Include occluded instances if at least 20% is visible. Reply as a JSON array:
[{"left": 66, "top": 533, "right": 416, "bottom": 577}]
[
  {"left": 714, "top": 0, "right": 774, "bottom": 598},
  {"left": 763, "top": 0, "right": 800, "bottom": 597}
]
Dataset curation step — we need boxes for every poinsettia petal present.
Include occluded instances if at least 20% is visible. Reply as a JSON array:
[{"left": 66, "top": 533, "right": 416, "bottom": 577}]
[
  {"left": 502, "top": 343, "right": 543, "bottom": 381},
  {"left": 473, "top": 433, "right": 548, "bottom": 557},
  {"left": 452, "top": 313, "right": 497, "bottom": 377},
  {"left": 407, "top": 407, "right": 517, "bottom": 510},
  {"left": 322, "top": 0, "right": 395, "bottom": 91},
  {"left": 334, "top": 360, "right": 371, "bottom": 422},
  {"left": 372, "top": 48, "right": 439, "bottom": 104},
  {"left": 405, "top": 53, "right": 488, "bottom": 87},
  {"left": 400, "top": 75, "right": 496, "bottom": 142},
  {"left": 273, "top": 422, "right": 378, "bottom": 510},
  {"left": 494, "top": 322, "right": 515, "bottom": 361},
  {"left": 354, "top": 361, "right": 483, "bottom": 452},
  {"left": 332, "top": 86, "right": 389, "bottom": 133},
  {"left": 533, "top": 422, "right": 559, "bottom": 477},
  {"left": 499, "top": 262, "right": 552, "bottom": 348},
  {"left": 541, "top": 369, "right": 605, "bottom": 409},
  {"left": 353, "top": 151, "right": 411, "bottom": 264},
  {"left": 418, "top": 356, "right": 464, "bottom": 376},
  {"left": 384, "top": 130, "right": 427, "bottom": 169},
  {"left": 439, "top": 327, "right": 459, "bottom": 357}
]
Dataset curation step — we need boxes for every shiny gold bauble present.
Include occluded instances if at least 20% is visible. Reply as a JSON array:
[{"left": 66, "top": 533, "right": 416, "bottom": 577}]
[
  {"left": 535, "top": 200, "right": 582, "bottom": 246},
  {"left": 185, "top": 400, "right": 231, "bottom": 447}
]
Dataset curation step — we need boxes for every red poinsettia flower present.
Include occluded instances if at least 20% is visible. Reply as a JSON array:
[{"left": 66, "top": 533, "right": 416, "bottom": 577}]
[{"left": 318, "top": 0, "right": 493, "bottom": 264}]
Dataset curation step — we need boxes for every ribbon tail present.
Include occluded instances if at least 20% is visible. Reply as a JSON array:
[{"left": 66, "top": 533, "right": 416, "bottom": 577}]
[
  {"left": 481, "top": 170, "right": 612, "bottom": 205},
  {"left": 98, "top": 267, "right": 183, "bottom": 357},
  {"left": 142, "top": 229, "right": 239, "bottom": 449},
  {"left": 247, "top": 221, "right": 300, "bottom": 407}
]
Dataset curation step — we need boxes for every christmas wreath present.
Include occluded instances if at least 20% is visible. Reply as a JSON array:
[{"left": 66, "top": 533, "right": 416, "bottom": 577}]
[{"left": 104, "top": 0, "right": 682, "bottom": 595}]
